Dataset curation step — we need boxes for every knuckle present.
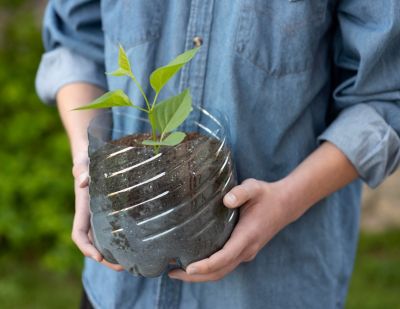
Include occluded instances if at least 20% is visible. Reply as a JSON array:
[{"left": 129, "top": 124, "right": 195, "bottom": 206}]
[
  {"left": 244, "top": 178, "right": 261, "bottom": 191},
  {"left": 240, "top": 178, "right": 262, "bottom": 199},
  {"left": 72, "top": 165, "right": 81, "bottom": 179},
  {"left": 243, "top": 178, "right": 258, "bottom": 187},
  {"left": 71, "top": 231, "right": 78, "bottom": 243},
  {"left": 243, "top": 245, "right": 259, "bottom": 262},
  {"left": 72, "top": 163, "right": 88, "bottom": 179},
  {"left": 71, "top": 231, "right": 89, "bottom": 255},
  {"left": 243, "top": 251, "right": 257, "bottom": 262},
  {"left": 204, "top": 264, "right": 212, "bottom": 273},
  {"left": 242, "top": 230, "right": 256, "bottom": 245},
  {"left": 216, "top": 256, "right": 233, "bottom": 269},
  {"left": 225, "top": 255, "right": 235, "bottom": 266}
]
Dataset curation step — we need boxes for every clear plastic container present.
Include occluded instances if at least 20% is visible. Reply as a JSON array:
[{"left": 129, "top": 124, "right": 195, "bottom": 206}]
[{"left": 87, "top": 105, "right": 238, "bottom": 277}]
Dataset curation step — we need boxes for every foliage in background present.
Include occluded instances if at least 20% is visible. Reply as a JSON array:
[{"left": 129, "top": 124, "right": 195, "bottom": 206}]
[
  {"left": 0, "top": 0, "right": 25, "bottom": 8},
  {"left": 347, "top": 230, "right": 400, "bottom": 308},
  {"left": 0, "top": 255, "right": 80, "bottom": 308},
  {"left": 0, "top": 1, "right": 81, "bottom": 274}
]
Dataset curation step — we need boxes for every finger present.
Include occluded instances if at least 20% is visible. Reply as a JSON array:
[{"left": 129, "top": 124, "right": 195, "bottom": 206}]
[
  {"left": 78, "top": 171, "right": 89, "bottom": 188},
  {"left": 72, "top": 184, "right": 102, "bottom": 262},
  {"left": 73, "top": 151, "right": 89, "bottom": 165},
  {"left": 223, "top": 178, "right": 261, "bottom": 208},
  {"left": 87, "top": 230, "right": 124, "bottom": 271},
  {"left": 183, "top": 226, "right": 250, "bottom": 275},
  {"left": 101, "top": 259, "right": 125, "bottom": 272},
  {"left": 73, "top": 162, "right": 89, "bottom": 188},
  {"left": 72, "top": 161, "right": 88, "bottom": 179},
  {"left": 72, "top": 214, "right": 101, "bottom": 261},
  {"left": 169, "top": 258, "right": 241, "bottom": 282},
  {"left": 72, "top": 223, "right": 102, "bottom": 262}
]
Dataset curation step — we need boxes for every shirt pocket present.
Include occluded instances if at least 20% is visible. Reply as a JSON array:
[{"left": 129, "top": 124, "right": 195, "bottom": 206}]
[
  {"left": 235, "top": 0, "right": 328, "bottom": 77},
  {"left": 101, "top": 0, "right": 162, "bottom": 49}
]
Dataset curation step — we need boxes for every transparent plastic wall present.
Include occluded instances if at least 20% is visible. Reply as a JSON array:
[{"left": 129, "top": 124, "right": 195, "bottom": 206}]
[{"left": 87, "top": 106, "right": 238, "bottom": 277}]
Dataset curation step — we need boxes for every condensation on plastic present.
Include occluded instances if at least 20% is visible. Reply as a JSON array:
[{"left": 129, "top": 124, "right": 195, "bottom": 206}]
[{"left": 87, "top": 106, "right": 238, "bottom": 277}]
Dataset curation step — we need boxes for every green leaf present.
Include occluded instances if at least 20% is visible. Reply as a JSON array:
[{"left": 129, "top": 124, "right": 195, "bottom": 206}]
[
  {"left": 72, "top": 90, "right": 132, "bottom": 110},
  {"left": 153, "top": 88, "right": 192, "bottom": 135},
  {"left": 142, "top": 131, "right": 186, "bottom": 146},
  {"left": 107, "top": 44, "right": 150, "bottom": 109},
  {"left": 150, "top": 47, "right": 200, "bottom": 93},
  {"left": 106, "top": 68, "right": 128, "bottom": 77},
  {"left": 105, "top": 45, "right": 132, "bottom": 77},
  {"left": 118, "top": 44, "right": 131, "bottom": 73}
]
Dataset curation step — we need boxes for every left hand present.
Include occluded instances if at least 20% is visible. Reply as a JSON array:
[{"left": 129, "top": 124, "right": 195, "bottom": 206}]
[{"left": 168, "top": 178, "right": 294, "bottom": 282}]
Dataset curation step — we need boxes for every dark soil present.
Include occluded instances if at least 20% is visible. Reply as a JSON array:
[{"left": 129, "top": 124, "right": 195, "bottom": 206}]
[{"left": 109, "top": 132, "right": 201, "bottom": 147}]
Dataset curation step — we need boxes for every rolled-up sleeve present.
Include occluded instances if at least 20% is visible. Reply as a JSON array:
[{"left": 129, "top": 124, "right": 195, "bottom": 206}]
[
  {"left": 35, "top": 0, "right": 107, "bottom": 105},
  {"left": 318, "top": 0, "right": 400, "bottom": 188}
]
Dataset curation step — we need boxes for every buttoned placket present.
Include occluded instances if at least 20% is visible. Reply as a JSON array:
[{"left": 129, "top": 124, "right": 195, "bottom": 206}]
[
  {"left": 178, "top": 0, "right": 215, "bottom": 132},
  {"left": 154, "top": 1, "right": 215, "bottom": 308}
]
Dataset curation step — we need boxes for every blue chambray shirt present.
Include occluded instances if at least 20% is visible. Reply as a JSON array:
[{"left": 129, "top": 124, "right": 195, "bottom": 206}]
[{"left": 36, "top": 1, "right": 400, "bottom": 308}]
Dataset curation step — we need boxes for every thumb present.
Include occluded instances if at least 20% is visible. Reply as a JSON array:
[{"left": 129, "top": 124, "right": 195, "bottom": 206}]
[{"left": 223, "top": 178, "right": 261, "bottom": 208}]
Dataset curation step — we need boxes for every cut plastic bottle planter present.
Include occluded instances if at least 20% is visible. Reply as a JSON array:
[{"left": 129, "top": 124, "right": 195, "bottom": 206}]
[{"left": 87, "top": 106, "right": 238, "bottom": 277}]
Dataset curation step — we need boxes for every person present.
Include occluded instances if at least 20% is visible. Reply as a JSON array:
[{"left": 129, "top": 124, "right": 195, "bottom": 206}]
[{"left": 35, "top": 1, "right": 400, "bottom": 308}]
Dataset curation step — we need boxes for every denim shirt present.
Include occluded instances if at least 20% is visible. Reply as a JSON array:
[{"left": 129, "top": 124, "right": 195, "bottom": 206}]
[{"left": 36, "top": 1, "right": 400, "bottom": 308}]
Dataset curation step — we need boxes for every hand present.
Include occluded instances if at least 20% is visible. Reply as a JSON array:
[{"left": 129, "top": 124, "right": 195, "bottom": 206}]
[
  {"left": 168, "top": 178, "right": 294, "bottom": 282},
  {"left": 71, "top": 155, "right": 124, "bottom": 272},
  {"left": 168, "top": 142, "right": 359, "bottom": 282}
]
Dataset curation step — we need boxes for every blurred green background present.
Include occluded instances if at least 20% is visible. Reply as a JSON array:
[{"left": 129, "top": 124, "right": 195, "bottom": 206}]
[{"left": 0, "top": 1, "right": 399, "bottom": 308}]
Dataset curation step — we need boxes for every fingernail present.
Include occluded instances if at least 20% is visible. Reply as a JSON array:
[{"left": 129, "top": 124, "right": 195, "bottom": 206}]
[
  {"left": 225, "top": 193, "right": 237, "bottom": 205},
  {"left": 168, "top": 273, "right": 178, "bottom": 279},
  {"left": 186, "top": 266, "right": 197, "bottom": 275}
]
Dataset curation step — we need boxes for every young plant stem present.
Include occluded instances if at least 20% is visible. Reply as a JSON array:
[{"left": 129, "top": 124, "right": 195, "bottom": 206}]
[
  {"left": 133, "top": 105, "right": 150, "bottom": 113},
  {"left": 147, "top": 109, "right": 160, "bottom": 153},
  {"left": 151, "top": 92, "right": 159, "bottom": 109},
  {"left": 148, "top": 110, "right": 157, "bottom": 141},
  {"left": 128, "top": 72, "right": 160, "bottom": 153},
  {"left": 129, "top": 73, "right": 151, "bottom": 110}
]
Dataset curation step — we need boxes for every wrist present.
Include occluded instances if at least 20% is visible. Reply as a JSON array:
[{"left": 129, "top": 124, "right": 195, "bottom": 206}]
[{"left": 272, "top": 176, "right": 308, "bottom": 224}]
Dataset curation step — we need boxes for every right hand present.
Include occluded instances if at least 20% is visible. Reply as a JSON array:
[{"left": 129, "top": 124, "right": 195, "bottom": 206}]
[{"left": 71, "top": 155, "right": 124, "bottom": 271}]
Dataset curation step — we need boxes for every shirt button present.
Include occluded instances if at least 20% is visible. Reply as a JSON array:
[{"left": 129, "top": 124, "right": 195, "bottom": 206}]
[{"left": 193, "top": 36, "right": 203, "bottom": 47}]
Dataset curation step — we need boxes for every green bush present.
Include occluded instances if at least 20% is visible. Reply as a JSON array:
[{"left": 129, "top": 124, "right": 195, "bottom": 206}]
[
  {"left": 346, "top": 230, "right": 400, "bottom": 308},
  {"left": 0, "top": 3, "right": 81, "bottom": 274}
]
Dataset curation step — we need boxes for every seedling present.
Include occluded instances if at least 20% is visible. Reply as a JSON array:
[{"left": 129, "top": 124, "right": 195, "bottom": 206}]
[{"left": 74, "top": 45, "right": 200, "bottom": 152}]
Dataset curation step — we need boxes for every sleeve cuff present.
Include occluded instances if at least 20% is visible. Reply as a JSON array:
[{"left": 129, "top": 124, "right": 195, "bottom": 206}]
[
  {"left": 35, "top": 47, "right": 107, "bottom": 105},
  {"left": 318, "top": 104, "right": 400, "bottom": 188}
]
